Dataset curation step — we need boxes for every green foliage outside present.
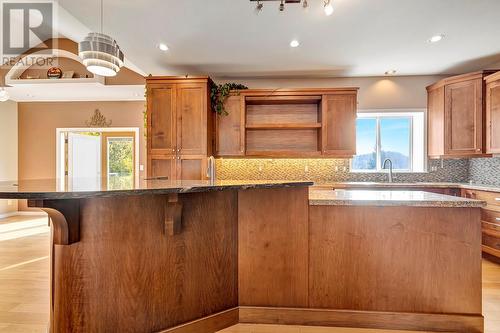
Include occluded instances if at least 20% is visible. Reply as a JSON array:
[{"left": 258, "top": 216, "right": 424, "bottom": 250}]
[{"left": 108, "top": 138, "right": 134, "bottom": 190}]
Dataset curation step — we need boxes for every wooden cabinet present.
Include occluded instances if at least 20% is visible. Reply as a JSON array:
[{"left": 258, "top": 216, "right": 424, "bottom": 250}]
[
  {"left": 147, "top": 76, "right": 212, "bottom": 180},
  {"left": 215, "top": 95, "right": 245, "bottom": 156},
  {"left": 445, "top": 79, "right": 483, "bottom": 155},
  {"left": 215, "top": 88, "right": 358, "bottom": 158},
  {"left": 427, "top": 70, "right": 497, "bottom": 158},
  {"left": 322, "top": 93, "right": 357, "bottom": 156},
  {"left": 485, "top": 71, "right": 500, "bottom": 154},
  {"left": 462, "top": 188, "right": 500, "bottom": 261}
]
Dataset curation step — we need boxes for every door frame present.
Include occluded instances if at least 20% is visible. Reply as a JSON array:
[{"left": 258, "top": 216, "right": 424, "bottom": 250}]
[{"left": 56, "top": 127, "right": 140, "bottom": 190}]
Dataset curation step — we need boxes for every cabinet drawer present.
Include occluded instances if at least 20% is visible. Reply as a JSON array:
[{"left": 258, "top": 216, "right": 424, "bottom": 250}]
[
  {"left": 483, "top": 230, "right": 500, "bottom": 251},
  {"left": 463, "top": 189, "right": 500, "bottom": 211},
  {"left": 482, "top": 209, "right": 500, "bottom": 225}
]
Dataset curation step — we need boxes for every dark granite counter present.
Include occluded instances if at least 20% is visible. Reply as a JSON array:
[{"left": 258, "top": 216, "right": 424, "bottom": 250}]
[{"left": 0, "top": 178, "right": 313, "bottom": 200}]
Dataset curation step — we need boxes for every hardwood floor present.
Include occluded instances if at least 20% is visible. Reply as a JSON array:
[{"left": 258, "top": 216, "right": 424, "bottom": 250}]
[
  {"left": 483, "top": 259, "right": 500, "bottom": 333},
  {"left": 0, "top": 214, "right": 499, "bottom": 333},
  {"left": 0, "top": 214, "right": 49, "bottom": 333}
]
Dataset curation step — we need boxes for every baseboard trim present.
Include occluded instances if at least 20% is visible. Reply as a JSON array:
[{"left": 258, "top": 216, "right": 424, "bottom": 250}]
[
  {"left": 238, "top": 306, "right": 484, "bottom": 333},
  {"left": 159, "top": 307, "right": 239, "bottom": 333}
]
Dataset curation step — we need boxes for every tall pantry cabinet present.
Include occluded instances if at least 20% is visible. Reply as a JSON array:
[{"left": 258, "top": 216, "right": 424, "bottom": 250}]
[{"left": 146, "top": 76, "right": 212, "bottom": 180}]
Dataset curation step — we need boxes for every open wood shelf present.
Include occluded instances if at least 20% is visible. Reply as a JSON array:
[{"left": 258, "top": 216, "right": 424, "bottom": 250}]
[{"left": 245, "top": 123, "right": 322, "bottom": 130}]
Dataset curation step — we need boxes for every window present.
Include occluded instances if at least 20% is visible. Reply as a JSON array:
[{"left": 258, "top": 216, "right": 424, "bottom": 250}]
[{"left": 351, "top": 111, "right": 425, "bottom": 172}]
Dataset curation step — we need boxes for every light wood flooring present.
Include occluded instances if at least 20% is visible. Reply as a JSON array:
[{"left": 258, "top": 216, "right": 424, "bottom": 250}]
[{"left": 0, "top": 214, "right": 499, "bottom": 333}]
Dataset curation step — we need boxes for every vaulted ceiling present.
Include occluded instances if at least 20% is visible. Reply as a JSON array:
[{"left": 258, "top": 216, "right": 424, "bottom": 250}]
[{"left": 54, "top": 0, "right": 500, "bottom": 77}]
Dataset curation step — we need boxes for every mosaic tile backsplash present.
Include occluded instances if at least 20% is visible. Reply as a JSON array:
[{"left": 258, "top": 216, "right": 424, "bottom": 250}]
[
  {"left": 469, "top": 157, "right": 500, "bottom": 186},
  {"left": 216, "top": 158, "right": 470, "bottom": 184}
]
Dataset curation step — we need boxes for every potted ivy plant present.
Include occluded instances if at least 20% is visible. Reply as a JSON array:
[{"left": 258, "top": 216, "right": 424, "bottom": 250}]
[{"left": 211, "top": 83, "right": 248, "bottom": 116}]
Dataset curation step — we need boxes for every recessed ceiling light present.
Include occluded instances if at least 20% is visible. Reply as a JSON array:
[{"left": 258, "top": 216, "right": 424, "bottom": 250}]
[
  {"left": 385, "top": 69, "right": 397, "bottom": 75},
  {"left": 158, "top": 43, "right": 169, "bottom": 51},
  {"left": 290, "top": 40, "right": 300, "bottom": 48},
  {"left": 428, "top": 34, "right": 445, "bottom": 43}
]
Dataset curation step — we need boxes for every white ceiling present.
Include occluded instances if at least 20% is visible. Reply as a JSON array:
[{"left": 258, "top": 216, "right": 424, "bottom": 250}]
[{"left": 55, "top": 0, "right": 500, "bottom": 78}]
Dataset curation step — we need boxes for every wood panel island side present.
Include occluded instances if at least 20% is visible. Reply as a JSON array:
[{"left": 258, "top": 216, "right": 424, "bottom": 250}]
[{"left": 0, "top": 181, "right": 485, "bottom": 333}]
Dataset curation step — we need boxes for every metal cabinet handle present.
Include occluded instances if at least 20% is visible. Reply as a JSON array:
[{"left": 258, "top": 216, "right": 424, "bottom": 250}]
[
  {"left": 495, "top": 198, "right": 500, "bottom": 201},
  {"left": 496, "top": 217, "right": 500, "bottom": 222}
]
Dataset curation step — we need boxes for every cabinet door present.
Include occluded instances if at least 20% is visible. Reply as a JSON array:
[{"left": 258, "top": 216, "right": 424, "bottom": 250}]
[
  {"left": 148, "top": 155, "right": 176, "bottom": 180},
  {"left": 445, "top": 79, "right": 483, "bottom": 156},
  {"left": 176, "top": 156, "right": 207, "bottom": 180},
  {"left": 176, "top": 83, "right": 207, "bottom": 156},
  {"left": 427, "top": 87, "right": 445, "bottom": 157},
  {"left": 148, "top": 84, "right": 177, "bottom": 156},
  {"left": 321, "top": 94, "right": 357, "bottom": 156},
  {"left": 486, "top": 80, "right": 500, "bottom": 154},
  {"left": 215, "top": 95, "right": 245, "bottom": 156}
]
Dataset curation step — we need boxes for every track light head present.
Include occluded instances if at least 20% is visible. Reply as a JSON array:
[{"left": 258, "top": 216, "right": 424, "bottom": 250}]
[{"left": 255, "top": 0, "right": 263, "bottom": 14}]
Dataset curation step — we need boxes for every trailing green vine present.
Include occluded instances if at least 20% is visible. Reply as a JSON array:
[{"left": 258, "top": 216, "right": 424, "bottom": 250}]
[
  {"left": 211, "top": 83, "right": 248, "bottom": 116},
  {"left": 143, "top": 87, "right": 147, "bottom": 140}
]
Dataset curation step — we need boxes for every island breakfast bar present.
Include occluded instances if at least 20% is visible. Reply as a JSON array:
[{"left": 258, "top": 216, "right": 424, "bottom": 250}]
[{"left": 0, "top": 181, "right": 485, "bottom": 333}]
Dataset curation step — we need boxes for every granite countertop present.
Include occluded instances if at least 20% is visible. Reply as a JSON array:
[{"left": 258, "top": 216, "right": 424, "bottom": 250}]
[
  {"left": 0, "top": 179, "right": 313, "bottom": 200},
  {"left": 313, "top": 182, "right": 500, "bottom": 193},
  {"left": 309, "top": 189, "right": 486, "bottom": 207}
]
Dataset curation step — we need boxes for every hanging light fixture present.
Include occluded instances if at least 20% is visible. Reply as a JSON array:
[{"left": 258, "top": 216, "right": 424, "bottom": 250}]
[
  {"left": 79, "top": 0, "right": 124, "bottom": 77},
  {"left": 0, "top": 88, "right": 9, "bottom": 102}
]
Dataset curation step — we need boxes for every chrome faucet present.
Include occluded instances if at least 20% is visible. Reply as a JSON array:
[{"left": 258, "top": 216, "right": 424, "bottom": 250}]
[
  {"left": 207, "top": 156, "right": 216, "bottom": 183},
  {"left": 382, "top": 158, "right": 393, "bottom": 183}
]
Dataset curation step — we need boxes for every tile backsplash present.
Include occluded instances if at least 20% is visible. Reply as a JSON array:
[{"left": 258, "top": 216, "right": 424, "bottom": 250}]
[
  {"left": 469, "top": 157, "right": 500, "bottom": 186},
  {"left": 216, "top": 158, "right": 470, "bottom": 184}
]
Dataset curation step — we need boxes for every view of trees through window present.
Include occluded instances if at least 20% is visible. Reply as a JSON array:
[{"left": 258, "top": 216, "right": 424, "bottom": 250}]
[
  {"left": 352, "top": 116, "right": 411, "bottom": 171},
  {"left": 107, "top": 137, "right": 134, "bottom": 190}
]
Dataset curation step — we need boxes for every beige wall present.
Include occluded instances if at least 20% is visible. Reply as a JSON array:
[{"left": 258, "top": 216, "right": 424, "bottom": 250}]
[
  {"left": 0, "top": 100, "right": 18, "bottom": 216},
  {"left": 215, "top": 75, "right": 448, "bottom": 109},
  {"left": 18, "top": 101, "right": 146, "bottom": 181}
]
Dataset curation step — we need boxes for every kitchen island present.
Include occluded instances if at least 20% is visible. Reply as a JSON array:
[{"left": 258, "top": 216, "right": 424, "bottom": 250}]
[{"left": 0, "top": 182, "right": 485, "bottom": 333}]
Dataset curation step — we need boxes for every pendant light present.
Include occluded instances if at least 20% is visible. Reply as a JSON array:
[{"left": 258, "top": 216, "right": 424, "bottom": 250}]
[
  {"left": 0, "top": 88, "right": 9, "bottom": 102},
  {"left": 78, "top": 0, "right": 124, "bottom": 77}
]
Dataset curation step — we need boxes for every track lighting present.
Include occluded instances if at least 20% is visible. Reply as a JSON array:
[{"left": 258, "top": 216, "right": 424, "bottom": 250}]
[
  {"left": 250, "top": 0, "right": 334, "bottom": 15},
  {"left": 255, "top": 0, "right": 263, "bottom": 14},
  {"left": 324, "top": 0, "right": 334, "bottom": 16}
]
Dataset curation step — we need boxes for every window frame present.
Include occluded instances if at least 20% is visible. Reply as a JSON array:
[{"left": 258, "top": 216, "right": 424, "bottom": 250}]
[{"left": 351, "top": 109, "right": 427, "bottom": 173}]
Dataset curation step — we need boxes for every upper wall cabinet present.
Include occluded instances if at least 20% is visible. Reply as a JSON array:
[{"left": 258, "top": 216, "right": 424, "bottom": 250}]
[
  {"left": 215, "top": 94, "right": 245, "bottom": 156},
  {"left": 485, "top": 71, "right": 500, "bottom": 154},
  {"left": 427, "top": 70, "right": 497, "bottom": 158},
  {"left": 146, "top": 76, "right": 212, "bottom": 180},
  {"left": 215, "top": 88, "right": 358, "bottom": 158}
]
